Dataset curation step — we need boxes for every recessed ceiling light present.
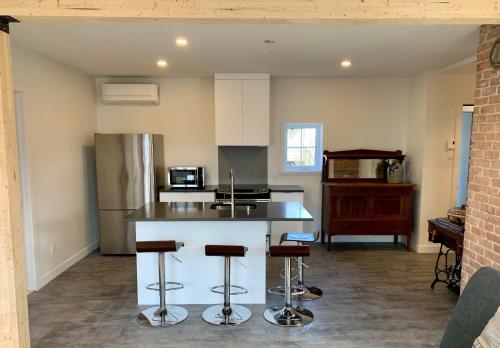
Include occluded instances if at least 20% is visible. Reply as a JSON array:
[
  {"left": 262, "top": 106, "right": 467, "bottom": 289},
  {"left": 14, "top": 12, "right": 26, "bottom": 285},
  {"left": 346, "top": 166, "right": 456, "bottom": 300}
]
[
  {"left": 157, "top": 59, "right": 168, "bottom": 68},
  {"left": 341, "top": 60, "right": 352, "bottom": 68},
  {"left": 176, "top": 38, "right": 188, "bottom": 47}
]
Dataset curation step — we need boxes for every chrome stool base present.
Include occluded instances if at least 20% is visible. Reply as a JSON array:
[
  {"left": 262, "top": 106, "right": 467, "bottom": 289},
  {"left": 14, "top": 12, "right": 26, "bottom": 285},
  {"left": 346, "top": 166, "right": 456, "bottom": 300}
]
[
  {"left": 202, "top": 304, "right": 252, "bottom": 326},
  {"left": 263, "top": 305, "right": 314, "bottom": 327},
  {"left": 137, "top": 305, "right": 188, "bottom": 328}
]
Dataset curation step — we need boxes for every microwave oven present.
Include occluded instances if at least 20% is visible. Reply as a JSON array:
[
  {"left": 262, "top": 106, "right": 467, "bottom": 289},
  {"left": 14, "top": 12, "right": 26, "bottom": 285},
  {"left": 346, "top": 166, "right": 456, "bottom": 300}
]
[{"left": 168, "top": 167, "right": 205, "bottom": 189}]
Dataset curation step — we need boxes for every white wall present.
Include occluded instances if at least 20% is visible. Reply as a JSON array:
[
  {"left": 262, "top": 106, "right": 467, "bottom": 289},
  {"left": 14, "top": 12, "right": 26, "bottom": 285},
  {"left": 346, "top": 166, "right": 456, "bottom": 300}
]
[
  {"left": 96, "top": 77, "right": 218, "bottom": 184},
  {"left": 268, "top": 78, "right": 411, "bottom": 234},
  {"left": 406, "top": 72, "right": 431, "bottom": 250},
  {"left": 419, "top": 72, "right": 475, "bottom": 251},
  {"left": 409, "top": 69, "right": 475, "bottom": 252},
  {"left": 12, "top": 45, "right": 98, "bottom": 289}
]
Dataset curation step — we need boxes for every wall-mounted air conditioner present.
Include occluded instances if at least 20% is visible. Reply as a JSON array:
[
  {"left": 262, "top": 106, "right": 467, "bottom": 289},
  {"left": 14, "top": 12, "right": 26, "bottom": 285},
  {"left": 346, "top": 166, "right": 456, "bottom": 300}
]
[{"left": 101, "top": 84, "right": 160, "bottom": 105}]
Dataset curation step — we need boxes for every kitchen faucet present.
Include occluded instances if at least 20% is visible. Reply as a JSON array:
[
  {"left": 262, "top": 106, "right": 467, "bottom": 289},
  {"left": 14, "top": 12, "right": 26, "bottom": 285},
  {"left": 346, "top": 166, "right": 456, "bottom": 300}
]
[{"left": 230, "top": 168, "right": 235, "bottom": 218}]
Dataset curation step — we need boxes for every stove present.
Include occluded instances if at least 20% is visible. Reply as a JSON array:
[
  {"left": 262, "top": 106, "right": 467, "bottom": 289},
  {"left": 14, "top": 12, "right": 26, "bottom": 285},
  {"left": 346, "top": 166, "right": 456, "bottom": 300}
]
[{"left": 215, "top": 185, "right": 271, "bottom": 202}]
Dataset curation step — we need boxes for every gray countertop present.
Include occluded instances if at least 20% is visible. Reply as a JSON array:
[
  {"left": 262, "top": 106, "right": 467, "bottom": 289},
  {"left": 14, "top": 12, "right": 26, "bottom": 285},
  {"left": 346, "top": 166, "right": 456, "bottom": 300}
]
[
  {"left": 126, "top": 202, "right": 313, "bottom": 221},
  {"left": 159, "top": 185, "right": 303, "bottom": 193}
]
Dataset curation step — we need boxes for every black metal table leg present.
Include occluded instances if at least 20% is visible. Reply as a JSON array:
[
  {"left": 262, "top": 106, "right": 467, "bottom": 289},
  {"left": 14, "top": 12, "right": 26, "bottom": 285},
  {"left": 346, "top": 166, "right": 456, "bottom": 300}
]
[{"left": 430, "top": 243, "right": 461, "bottom": 294}]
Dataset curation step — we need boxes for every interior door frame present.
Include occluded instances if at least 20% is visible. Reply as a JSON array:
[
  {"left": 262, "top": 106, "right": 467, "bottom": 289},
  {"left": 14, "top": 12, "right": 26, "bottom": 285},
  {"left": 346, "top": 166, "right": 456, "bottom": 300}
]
[
  {"left": 14, "top": 90, "right": 38, "bottom": 291},
  {"left": 0, "top": 5, "right": 496, "bottom": 347}
]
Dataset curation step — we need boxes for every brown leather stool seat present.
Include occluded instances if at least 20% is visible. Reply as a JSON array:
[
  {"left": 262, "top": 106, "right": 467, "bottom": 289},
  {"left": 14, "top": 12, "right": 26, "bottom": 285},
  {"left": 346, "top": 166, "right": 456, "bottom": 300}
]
[
  {"left": 205, "top": 245, "right": 247, "bottom": 257},
  {"left": 269, "top": 245, "right": 310, "bottom": 258},
  {"left": 136, "top": 240, "right": 184, "bottom": 253}
]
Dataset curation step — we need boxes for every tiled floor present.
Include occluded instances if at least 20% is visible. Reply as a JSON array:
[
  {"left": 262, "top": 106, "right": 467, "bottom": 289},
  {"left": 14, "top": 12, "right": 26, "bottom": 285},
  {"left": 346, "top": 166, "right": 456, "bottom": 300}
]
[{"left": 28, "top": 243, "right": 458, "bottom": 347}]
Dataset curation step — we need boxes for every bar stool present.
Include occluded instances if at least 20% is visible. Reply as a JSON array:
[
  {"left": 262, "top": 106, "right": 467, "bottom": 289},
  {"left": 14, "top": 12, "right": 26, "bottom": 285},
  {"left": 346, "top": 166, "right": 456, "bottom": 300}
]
[
  {"left": 279, "top": 230, "right": 323, "bottom": 301},
  {"left": 265, "top": 245, "right": 314, "bottom": 327},
  {"left": 136, "top": 240, "right": 188, "bottom": 328},
  {"left": 202, "top": 245, "right": 251, "bottom": 326}
]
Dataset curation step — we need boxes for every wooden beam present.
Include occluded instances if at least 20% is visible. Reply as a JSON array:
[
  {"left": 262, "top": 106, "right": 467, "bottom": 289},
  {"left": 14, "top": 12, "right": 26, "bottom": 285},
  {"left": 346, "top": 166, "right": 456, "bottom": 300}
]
[
  {"left": 0, "top": 0, "right": 499, "bottom": 23},
  {"left": 0, "top": 30, "right": 30, "bottom": 348}
]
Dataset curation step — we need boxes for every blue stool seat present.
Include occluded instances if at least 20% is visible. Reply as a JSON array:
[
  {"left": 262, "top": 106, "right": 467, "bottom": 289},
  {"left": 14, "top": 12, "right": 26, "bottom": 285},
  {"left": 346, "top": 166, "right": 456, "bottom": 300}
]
[{"left": 280, "top": 231, "right": 318, "bottom": 245}]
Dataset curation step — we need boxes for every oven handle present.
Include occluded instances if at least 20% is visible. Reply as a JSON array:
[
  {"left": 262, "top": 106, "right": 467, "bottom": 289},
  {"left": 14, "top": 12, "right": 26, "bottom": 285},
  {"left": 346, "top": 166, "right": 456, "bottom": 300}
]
[{"left": 215, "top": 199, "right": 271, "bottom": 203}]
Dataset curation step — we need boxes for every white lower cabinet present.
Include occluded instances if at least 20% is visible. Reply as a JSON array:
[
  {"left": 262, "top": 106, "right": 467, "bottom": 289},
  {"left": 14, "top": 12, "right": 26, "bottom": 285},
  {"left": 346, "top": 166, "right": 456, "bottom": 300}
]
[
  {"left": 159, "top": 191, "right": 215, "bottom": 203},
  {"left": 270, "top": 192, "right": 304, "bottom": 245}
]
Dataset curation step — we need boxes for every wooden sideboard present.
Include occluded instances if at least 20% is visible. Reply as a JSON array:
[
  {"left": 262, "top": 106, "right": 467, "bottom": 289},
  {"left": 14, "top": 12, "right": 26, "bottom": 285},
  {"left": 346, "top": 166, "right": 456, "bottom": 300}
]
[
  {"left": 322, "top": 182, "right": 415, "bottom": 251},
  {"left": 321, "top": 149, "right": 415, "bottom": 251}
]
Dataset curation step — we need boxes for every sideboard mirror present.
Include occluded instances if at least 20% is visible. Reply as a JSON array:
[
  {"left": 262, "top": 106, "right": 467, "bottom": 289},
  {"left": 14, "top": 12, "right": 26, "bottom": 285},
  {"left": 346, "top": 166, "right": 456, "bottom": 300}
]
[{"left": 322, "top": 149, "right": 405, "bottom": 182}]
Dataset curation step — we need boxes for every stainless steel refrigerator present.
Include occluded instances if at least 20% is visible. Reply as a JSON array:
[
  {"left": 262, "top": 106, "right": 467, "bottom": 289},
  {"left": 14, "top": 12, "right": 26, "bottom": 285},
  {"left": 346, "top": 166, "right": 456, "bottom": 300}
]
[{"left": 95, "top": 133, "right": 164, "bottom": 254}]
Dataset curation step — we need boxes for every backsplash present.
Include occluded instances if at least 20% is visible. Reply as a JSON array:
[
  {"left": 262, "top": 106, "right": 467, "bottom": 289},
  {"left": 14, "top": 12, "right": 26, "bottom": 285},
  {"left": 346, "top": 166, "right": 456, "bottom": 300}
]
[{"left": 218, "top": 147, "right": 268, "bottom": 185}]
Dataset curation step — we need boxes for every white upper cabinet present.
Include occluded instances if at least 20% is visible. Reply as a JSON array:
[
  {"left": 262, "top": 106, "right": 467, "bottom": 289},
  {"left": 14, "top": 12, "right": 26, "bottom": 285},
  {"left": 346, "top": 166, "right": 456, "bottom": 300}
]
[
  {"left": 242, "top": 79, "right": 270, "bottom": 146},
  {"left": 215, "top": 79, "right": 243, "bottom": 145},
  {"left": 214, "top": 74, "right": 270, "bottom": 146}
]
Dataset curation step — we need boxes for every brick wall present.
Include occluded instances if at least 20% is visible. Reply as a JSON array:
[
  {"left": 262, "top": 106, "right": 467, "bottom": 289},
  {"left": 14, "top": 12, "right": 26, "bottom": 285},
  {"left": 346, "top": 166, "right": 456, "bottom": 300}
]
[{"left": 461, "top": 25, "right": 500, "bottom": 287}]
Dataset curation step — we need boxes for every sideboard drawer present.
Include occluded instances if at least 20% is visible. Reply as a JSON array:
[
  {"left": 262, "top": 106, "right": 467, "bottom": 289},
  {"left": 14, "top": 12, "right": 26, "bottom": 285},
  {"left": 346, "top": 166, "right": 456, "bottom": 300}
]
[
  {"left": 330, "top": 186, "right": 413, "bottom": 197},
  {"left": 331, "top": 220, "right": 409, "bottom": 233}
]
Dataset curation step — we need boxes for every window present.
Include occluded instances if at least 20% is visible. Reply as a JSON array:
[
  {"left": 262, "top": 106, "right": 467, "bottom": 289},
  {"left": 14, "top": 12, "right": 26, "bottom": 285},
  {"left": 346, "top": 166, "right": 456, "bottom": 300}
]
[{"left": 284, "top": 123, "right": 323, "bottom": 172}]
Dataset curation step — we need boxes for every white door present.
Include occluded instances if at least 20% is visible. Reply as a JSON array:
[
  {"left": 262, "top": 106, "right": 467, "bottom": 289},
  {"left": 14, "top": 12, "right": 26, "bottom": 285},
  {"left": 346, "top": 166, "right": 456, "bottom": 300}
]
[
  {"left": 451, "top": 104, "right": 474, "bottom": 207},
  {"left": 14, "top": 91, "right": 38, "bottom": 291},
  {"left": 456, "top": 110, "right": 473, "bottom": 207},
  {"left": 242, "top": 79, "right": 270, "bottom": 146},
  {"left": 215, "top": 79, "right": 243, "bottom": 145}
]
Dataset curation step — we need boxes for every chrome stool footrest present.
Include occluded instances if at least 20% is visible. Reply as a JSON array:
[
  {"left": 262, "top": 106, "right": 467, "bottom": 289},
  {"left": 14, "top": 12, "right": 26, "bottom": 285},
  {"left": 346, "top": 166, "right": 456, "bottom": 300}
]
[
  {"left": 146, "top": 281, "right": 184, "bottom": 292},
  {"left": 268, "top": 286, "right": 306, "bottom": 296},
  {"left": 210, "top": 284, "right": 248, "bottom": 296}
]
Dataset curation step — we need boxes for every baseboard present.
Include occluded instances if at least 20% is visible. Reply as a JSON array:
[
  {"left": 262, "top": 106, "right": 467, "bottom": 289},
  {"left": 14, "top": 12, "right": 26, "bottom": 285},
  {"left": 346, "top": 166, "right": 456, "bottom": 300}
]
[
  {"left": 38, "top": 240, "right": 99, "bottom": 289},
  {"left": 416, "top": 243, "right": 441, "bottom": 253},
  {"left": 332, "top": 235, "right": 394, "bottom": 243}
]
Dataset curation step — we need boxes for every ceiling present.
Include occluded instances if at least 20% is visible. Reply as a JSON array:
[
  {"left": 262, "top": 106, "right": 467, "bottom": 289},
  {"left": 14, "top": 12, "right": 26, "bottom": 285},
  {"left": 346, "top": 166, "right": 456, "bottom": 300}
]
[{"left": 10, "top": 22, "right": 479, "bottom": 78}]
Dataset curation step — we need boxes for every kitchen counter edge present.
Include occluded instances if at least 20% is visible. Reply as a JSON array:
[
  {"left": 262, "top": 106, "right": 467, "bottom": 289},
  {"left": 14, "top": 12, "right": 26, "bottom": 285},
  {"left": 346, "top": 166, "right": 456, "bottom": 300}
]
[{"left": 126, "top": 202, "right": 313, "bottom": 222}]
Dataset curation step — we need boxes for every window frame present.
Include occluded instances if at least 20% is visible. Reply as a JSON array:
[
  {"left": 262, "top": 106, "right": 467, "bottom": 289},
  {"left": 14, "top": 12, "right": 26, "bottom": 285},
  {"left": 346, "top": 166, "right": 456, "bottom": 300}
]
[{"left": 283, "top": 122, "right": 323, "bottom": 173}]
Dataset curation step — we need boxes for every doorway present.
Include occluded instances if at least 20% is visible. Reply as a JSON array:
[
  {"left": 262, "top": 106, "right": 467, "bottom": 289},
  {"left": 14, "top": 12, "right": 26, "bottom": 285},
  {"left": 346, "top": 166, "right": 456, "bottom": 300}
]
[{"left": 455, "top": 105, "right": 474, "bottom": 207}]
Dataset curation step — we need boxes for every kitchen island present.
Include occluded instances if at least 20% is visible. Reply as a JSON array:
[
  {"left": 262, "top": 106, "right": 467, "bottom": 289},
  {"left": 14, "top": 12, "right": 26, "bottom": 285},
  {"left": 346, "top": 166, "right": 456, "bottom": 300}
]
[{"left": 127, "top": 201, "right": 313, "bottom": 305}]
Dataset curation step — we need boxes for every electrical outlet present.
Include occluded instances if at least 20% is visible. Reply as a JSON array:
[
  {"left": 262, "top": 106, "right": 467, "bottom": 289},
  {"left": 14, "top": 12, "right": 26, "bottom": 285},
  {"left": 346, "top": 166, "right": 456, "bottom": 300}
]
[{"left": 49, "top": 242, "right": 54, "bottom": 255}]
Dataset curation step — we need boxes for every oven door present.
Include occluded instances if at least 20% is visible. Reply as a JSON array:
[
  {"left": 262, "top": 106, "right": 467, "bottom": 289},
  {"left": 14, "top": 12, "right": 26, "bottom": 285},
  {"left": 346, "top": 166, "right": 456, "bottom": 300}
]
[{"left": 168, "top": 168, "right": 199, "bottom": 188}]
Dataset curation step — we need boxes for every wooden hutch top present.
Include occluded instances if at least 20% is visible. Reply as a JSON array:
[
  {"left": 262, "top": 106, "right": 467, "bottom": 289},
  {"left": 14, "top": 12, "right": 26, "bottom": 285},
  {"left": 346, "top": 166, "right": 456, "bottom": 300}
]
[{"left": 322, "top": 149, "right": 408, "bottom": 184}]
